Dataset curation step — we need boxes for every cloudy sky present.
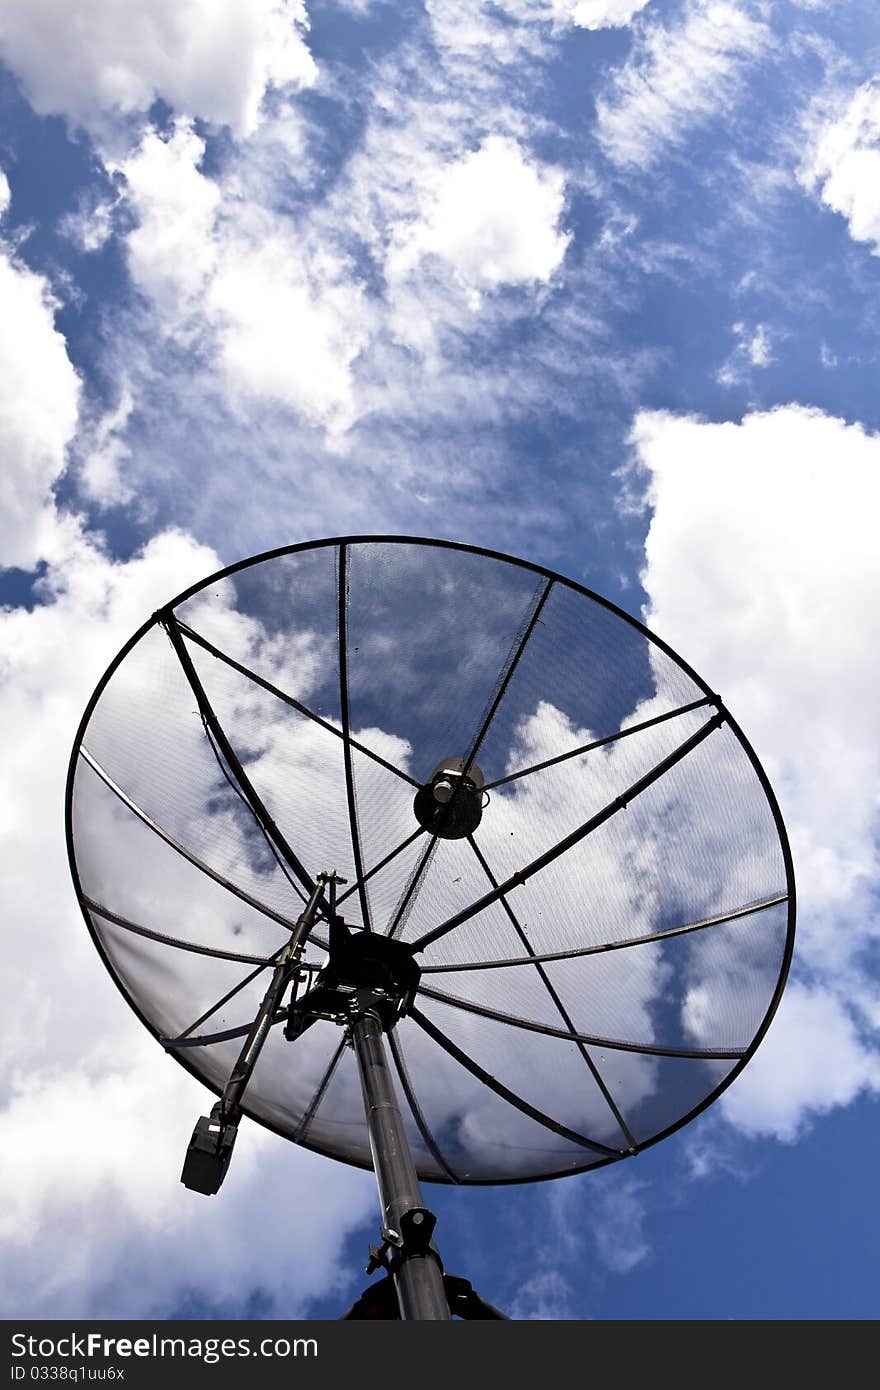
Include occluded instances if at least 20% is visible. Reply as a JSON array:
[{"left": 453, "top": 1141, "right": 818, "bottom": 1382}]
[{"left": 1, "top": 0, "right": 878, "bottom": 1321}]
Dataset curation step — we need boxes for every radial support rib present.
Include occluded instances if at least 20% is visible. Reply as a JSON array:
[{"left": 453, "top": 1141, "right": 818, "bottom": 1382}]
[
  {"left": 337, "top": 544, "right": 371, "bottom": 930},
  {"left": 465, "top": 835, "right": 638, "bottom": 1149},
  {"left": 483, "top": 695, "right": 715, "bottom": 791},
  {"left": 293, "top": 1039, "right": 347, "bottom": 1144},
  {"left": 386, "top": 835, "right": 438, "bottom": 939},
  {"left": 336, "top": 827, "right": 426, "bottom": 910},
  {"left": 383, "top": 578, "right": 553, "bottom": 941},
  {"left": 412, "top": 711, "right": 724, "bottom": 952},
  {"left": 461, "top": 577, "right": 553, "bottom": 779},
  {"left": 388, "top": 1027, "right": 461, "bottom": 1183},
  {"left": 160, "top": 610, "right": 320, "bottom": 904},
  {"left": 409, "top": 1005, "right": 623, "bottom": 1159},
  {"left": 176, "top": 619, "right": 419, "bottom": 788}
]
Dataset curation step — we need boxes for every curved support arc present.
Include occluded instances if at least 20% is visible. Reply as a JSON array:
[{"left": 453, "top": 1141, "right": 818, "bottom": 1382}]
[
  {"left": 408, "top": 1004, "right": 624, "bottom": 1159},
  {"left": 79, "top": 746, "right": 308, "bottom": 933},
  {"left": 164, "top": 1021, "right": 280, "bottom": 1049},
  {"left": 83, "top": 895, "right": 292, "bottom": 967},
  {"left": 418, "top": 894, "right": 790, "bottom": 973},
  {"left": 417, "top": 984, "right": 745, "bottom": 1061}
]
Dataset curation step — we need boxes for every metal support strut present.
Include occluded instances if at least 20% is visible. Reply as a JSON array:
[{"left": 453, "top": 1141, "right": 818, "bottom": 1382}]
[
  {"left": 350, "top": 1009, "right": 451, "bottom": 1320},
  {"left": 180, "top": 873, "right": 333, "bottom": 1195}
]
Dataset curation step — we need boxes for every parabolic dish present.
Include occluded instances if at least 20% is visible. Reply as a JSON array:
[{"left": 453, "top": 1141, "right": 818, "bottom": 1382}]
[{"left": 67, "top": 537, "right": 795, "bottom": 1185}]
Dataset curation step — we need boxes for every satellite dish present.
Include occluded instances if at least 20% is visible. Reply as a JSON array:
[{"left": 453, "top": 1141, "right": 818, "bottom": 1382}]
[{"left": 66, "top": 537, "right": 795, "bottom": 1319}]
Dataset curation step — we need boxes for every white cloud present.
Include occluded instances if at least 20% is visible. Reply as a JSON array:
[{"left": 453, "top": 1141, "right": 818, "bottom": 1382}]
[
  {"left": 58, "top": 194, "right": 118, "bottom": 255},
  {"left": 565, "top": 0, "right": 654, "bottom": 27},
  {"left": 595, "top": 1, "right": 768, "bottom": 169},
  {"left": 1, "top": 528, "right": 218, "bottom": 1086},
  {"left": 632, "top": 404, "right": 880, "bottom": 1139},
  {"left": 0, "top": 167, "right": 9, "bottom": 218},
  {"left": 427, "top": 0, "right": 653, "bottom": 61},
  {"left": 115, "top": 120, "right": 371, "bottom": 432},
  {"left": 0, "top": 246, "right": 80, "bottom": 570},
  {"left": 206, "top": 237, "right": 370, "bottom": 433},
  {"left": 117, "top": 122, "right": 221, "bottom": 325},
  {"left": 1, "top": 0, "right": 623, "bottom": 550},
  {"left": 716, "top": 320, "right": 775, "bottom": 384},
  {"left": 0, "top": 1047, "right": 371, "bottom": 1317},
  {"left": 525, "top": 1167, "right": 650, "bottom": 1312},
  {"left": 102, "top": 46, "right": 579, "bottom": 445},
  {"left": 799, "top": 80, "right": 880, "bottom": 254},
  {"left": 60, "top": 0, "right": 614, "bottom": 482},
  {"left": 425, "top": 0, "right": 550, "bottom": 69},
  {"left": 819, "top": 342, "right": 838, "bottom": 369},
  {"left": 0, "top": 0, "right": 315, "bottom": 138},
  {"left": 389, "top": 136, "right": 570, "bottom": 299},
  {"left": 590, "top": 1175, "right": 650, "bottom": 1272},
  {"left": 508, "top": 1268, "right": 576, "bottom": 1319},
  {"left": 310, "top": 43, "right": 578, "bottom": 367},
  {"left": 720, "top": 984, "right": 880, "bottom": 1141},
  {"left": 546, "top": 1167, "right": 651, "bottom": 1283},
  {"left": 747, "top": 323, "right": 772, "bottom": 366},
  {"left": 681, "top": 1114, "right": 754, "bottom": 1181},
  {"left": 80, "top": 382, "right": 135, "bottom": 507}
]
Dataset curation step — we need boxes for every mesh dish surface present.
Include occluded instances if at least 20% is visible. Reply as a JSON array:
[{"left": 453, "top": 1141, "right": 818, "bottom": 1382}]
[{"left": 67, "top": 537, "right": 795, "bottom": 1185}]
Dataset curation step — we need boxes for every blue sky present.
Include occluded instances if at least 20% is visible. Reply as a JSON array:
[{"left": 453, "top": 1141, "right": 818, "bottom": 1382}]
[{"left": 1, "top": 0, "right": 878, "bottom": 1320}]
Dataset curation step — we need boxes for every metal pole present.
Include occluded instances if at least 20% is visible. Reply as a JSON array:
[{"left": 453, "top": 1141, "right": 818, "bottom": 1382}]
[{"left": 351, "top": 1011, "right": 451, "bottom": 1320}]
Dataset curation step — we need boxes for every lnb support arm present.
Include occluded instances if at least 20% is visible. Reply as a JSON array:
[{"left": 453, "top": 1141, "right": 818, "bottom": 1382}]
[{"left": 181, "top": 871, "right": 344, "bottom": 1195}]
